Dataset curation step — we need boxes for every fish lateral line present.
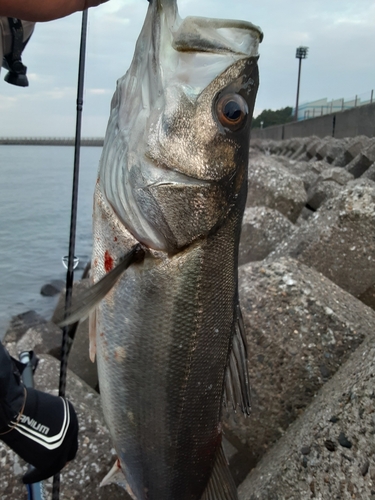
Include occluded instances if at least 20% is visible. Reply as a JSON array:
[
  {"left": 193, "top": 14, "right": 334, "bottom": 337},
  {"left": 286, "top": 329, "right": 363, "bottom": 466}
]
[{"left": 56, "top": 243, "right": 145, "bottom": 327}]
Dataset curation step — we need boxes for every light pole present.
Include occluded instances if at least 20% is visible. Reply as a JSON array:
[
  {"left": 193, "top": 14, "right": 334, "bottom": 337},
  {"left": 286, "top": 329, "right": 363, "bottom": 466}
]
[{"left": 294, "top": 46, "right": 308, "bottom": 121}]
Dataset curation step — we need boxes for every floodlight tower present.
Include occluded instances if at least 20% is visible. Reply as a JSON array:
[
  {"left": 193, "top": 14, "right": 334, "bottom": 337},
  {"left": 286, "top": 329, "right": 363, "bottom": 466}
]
[{"left": 294, "top": 46, "right": 309, "bottom": 121}]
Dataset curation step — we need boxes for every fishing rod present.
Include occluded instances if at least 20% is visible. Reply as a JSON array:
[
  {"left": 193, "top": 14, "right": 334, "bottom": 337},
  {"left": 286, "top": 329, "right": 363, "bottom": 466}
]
[
  {"left": 19, "top": 351, "right": 46, "bottom": 500},
  {"left": 52, "top": 9, "right": 89, "bottom": 500}
]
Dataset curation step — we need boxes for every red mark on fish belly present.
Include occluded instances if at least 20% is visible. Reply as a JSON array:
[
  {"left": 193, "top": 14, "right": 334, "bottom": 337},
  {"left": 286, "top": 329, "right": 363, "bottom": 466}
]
[{"left": 104, "top": 250, "right": 114, "bottom": 272}]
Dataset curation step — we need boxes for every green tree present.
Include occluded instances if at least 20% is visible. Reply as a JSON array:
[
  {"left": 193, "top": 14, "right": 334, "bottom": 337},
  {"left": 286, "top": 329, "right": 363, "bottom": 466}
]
[{"left": 252, "top": 106, "right": 293, "bottom": 129}]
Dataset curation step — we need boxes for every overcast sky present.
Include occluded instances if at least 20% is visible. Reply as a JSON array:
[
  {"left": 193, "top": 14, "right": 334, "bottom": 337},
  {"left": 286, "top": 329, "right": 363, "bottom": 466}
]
[{"left": 0, "top": 0, "right": 374, "bottom": 137}]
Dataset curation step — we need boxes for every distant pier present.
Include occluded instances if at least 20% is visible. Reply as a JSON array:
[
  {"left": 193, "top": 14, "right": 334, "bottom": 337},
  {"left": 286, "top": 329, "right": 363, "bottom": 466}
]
[{"left": 0, "top": 137, "right": 104, "bottom": 146}]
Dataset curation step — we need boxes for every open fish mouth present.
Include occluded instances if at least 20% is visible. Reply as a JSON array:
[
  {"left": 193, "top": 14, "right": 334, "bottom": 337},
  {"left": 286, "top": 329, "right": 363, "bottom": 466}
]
[{"left": 98, "top": 0, "right": 262, "bottom": 251}]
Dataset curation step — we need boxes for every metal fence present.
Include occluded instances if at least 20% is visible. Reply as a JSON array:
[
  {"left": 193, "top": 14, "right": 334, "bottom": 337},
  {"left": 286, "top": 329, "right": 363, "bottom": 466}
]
[{"left": 295, "top": 89, "right": 374, "bottom": 121}]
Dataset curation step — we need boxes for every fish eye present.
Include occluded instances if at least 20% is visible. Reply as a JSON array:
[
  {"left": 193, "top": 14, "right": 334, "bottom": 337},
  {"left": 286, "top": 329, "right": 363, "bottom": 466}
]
[{"left": 216, "top": 94, "right": 248, "bottom": 131}]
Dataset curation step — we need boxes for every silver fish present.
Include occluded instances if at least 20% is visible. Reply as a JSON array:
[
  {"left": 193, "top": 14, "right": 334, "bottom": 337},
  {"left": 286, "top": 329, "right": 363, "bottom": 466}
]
[{"left": 73, "top": 1, "right": 261, "bottom": 498}]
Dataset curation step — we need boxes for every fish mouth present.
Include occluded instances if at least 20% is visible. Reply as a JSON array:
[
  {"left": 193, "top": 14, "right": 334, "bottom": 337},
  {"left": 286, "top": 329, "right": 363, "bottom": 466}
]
[
  {"left": 112, "top": 0, "right": 262, "bottom": 135},
  {"left": 148, "top": 0, "right": 263, "bottom": 55},
  {"left": 146, "top": 0, "right": 262, "bottom": 98},
  {"left": 99, "top": 0, "right": 262, "bottom": 252}
]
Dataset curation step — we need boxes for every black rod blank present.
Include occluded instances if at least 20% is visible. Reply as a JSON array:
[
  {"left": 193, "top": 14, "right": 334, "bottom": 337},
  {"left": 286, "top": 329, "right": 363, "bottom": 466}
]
[{"left": 52, "top": 9, "right": 89, "bottom": 500}]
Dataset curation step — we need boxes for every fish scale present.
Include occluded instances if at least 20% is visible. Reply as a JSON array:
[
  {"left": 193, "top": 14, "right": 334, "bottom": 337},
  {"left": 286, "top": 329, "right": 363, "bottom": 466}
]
[
  {"left": 93, "top": 183, "right": 244, "bottom": 499},
  {"left": 84, "top": 0, "right": 263, "bottom": 498}
]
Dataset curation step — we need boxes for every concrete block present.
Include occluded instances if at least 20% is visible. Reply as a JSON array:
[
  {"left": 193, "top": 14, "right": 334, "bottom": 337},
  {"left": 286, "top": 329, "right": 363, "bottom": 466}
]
[
  {"left": 280, "top": 138, "right": 307, "bottom": 158},
  {"left": 315, "top": 138, "right": 350, "bottom": 165},
  {"left": 333, "top": 135, "right": 371, "bottom": 166},
  {"left": 346, "top": 152, "right": 374, "bottom": 178},
  {"left": 272, "top": 179, "right": 375, "bottom": 301},
  {"left": 289, "top": 143, "right": 306, "bottom": 160},
  {"left": 296, "top": 206, "right": 314, "bottom": 225},
  {"left": 291, "top": 136, "right": 320, "bottom": 160},
  {"left": 363, "top": 138, "right": 375, "bottom": 163},
  {"left": 283, "top": 138, "right": 302, "bottom": 157},
  {"left": 285, "top": 159, "right": 328, "bottom": 191},
  {"left": 4, "top": 310, "right": 47, "bottom": 344},
  {"left": 224, "top": 257, "right": 375, "bottom": 471},
  {"left": 239, "top": 207, "right": 295, "bottom": 265},
  {"left": 325, "top": 138, "right": 351, "bottom": 164},
  {"left": 309, "top": 160, "right": 330, "bottom": 174},
  {"left": 306, "top": 138, "right": 324, "bottom": 159},
  {"left": 238, "top": 331, "right": 375, "bottom": 500},
  {"left": 306, "top": 167, "right": 354, "bottom": 210},
  {"left": 15, "top": 321, "right": 63, "bottom": 360},
  {"left": 307, "top": 180, "right": 342, "bottom": 210},
  {"left": 358, "top": 284, "right": 375, "bottom": 311},
  {"left": 317, "top": 166, "right": 355, "bottom": 185},
  {"left": 247, "top": 156, "right": 307, "bottom": 223},
  {"left": 362, "top": 162, "right": 375, "bottom": 182}
]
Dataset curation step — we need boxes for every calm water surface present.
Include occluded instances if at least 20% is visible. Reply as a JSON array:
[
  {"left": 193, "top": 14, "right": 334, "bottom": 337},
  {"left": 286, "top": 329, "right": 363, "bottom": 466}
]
[{"left": 0, "top": 145, "right": 101, "bottom": 338}]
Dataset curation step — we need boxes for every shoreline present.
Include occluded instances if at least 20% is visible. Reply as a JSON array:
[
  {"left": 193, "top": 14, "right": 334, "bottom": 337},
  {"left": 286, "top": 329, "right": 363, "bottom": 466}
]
[{"left": 0, "top": 138, "right": 104, "bottom": 146}]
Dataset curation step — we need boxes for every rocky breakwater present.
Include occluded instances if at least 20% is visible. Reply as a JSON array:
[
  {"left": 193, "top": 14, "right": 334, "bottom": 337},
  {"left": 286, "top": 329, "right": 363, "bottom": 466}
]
[
  {"left": 232, "top": 135, "right": 375, "bottom": 499},
  {"left": 1, "top": 134, "right": 375, "bottom": 498}
]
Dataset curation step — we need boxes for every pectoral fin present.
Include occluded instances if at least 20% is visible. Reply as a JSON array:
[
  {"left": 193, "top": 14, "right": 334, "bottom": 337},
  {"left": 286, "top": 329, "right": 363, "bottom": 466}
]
[
  {"left": 201, "top": 445, "right": 238, "bottom": 500},
  {"left": 56, "top": 244, "right": 145, "bottom": 327},
  {"left": 224, "top": 303, "right": 251, "bottom": 416}
]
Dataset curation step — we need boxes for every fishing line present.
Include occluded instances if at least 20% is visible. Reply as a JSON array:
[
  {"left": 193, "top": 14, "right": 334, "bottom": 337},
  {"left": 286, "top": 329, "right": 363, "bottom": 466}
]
[{"left": 52, "top": 9, "right": 89, "bottom": 500}]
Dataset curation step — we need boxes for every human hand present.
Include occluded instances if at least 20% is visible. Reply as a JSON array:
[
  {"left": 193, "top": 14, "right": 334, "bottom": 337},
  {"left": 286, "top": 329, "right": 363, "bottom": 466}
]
[
  {"left": 84, "top": 0, "right": 110, "bottom": 8},
  {"left": 1, "top": 387, "right": 78, "bottom": 483}
]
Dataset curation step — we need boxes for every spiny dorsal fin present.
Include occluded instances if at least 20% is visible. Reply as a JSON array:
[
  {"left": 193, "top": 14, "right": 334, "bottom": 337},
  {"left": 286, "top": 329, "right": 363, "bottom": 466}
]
[
  {"left": 223, "top": 304, "right": 251, "bottom": 416},
  {"left": 201, "top": 445, "right": 238, "bottom": 500},
  {"left": 55, "top": 244, "right": 145, "bottom": 327}
]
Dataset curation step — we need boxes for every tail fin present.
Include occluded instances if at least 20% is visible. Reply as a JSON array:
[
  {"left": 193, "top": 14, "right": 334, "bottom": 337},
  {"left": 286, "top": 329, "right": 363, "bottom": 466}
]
[{"left": 201, "top": 445, "right": 238, "bottom": 500}]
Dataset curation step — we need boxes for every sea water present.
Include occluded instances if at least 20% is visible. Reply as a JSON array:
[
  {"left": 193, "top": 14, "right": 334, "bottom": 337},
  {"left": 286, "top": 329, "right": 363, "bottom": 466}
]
[{"left": 0, "top": 145, "right": 101, "bottom": 339}]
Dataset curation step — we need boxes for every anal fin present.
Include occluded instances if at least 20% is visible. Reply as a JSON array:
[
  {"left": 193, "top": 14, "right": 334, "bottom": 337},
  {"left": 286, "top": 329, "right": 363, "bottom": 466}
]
[
  {"left": 100, "top": 459, "right": 137, "bottom": 500},
  {"left": 201, "top": 445, "right": 238, "bottom": 500},
  {"left": 224, "top": 303, "right": 251, "bottom": 416},
  {"left": 89, "top": 308, "right": 97, "bottom": 363}
]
